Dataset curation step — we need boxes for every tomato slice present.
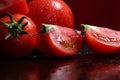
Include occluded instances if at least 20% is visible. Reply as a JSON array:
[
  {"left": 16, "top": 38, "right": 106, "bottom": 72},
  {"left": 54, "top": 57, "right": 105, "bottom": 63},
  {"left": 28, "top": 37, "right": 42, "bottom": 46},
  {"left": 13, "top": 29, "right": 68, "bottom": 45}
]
[
  {"left": 37, "top": 24, "right": 83, "bottom": 57},
  {"left": 82, "top": 24, "right": 120, "bottom": 55},
  {"left": 0, "top": 0, "right": 29, "bottom": 17}
]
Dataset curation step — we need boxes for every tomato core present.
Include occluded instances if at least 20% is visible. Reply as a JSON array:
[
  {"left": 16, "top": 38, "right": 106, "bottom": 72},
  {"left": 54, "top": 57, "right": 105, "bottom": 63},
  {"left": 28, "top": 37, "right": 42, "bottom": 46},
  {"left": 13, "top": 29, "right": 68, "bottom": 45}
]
[{"left": 59, "top": 38, "right": 74, "bottom": 48}]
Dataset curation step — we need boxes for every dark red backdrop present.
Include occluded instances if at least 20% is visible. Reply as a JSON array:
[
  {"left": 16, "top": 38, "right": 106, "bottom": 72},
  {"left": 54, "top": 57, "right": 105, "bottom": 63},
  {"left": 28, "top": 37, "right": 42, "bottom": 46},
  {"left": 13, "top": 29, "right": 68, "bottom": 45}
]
[{"left": 64, "top": 0, "right": 120, "bottom": 30}]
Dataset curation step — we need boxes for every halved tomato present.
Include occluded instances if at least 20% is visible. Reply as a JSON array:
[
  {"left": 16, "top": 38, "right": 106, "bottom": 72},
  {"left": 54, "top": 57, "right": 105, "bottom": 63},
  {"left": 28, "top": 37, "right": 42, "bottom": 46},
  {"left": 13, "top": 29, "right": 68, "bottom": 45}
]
[
  {"left": 36, "top": 24, "right": 83, "bottom": 57},
  {"left": 82, "top": 24, "right": 120, "bottom": 55}
]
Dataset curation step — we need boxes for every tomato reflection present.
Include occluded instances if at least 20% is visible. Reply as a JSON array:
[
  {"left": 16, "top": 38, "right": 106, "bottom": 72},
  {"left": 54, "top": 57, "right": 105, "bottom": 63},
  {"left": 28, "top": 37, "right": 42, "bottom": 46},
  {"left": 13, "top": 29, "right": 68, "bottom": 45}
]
[
  {"left": 0, "top": 60, "right": 40, "bottom": 80},
  {"left": 87, "top": 64, "right": 120, "bottom": 80},
  {"left": 38, "top": 58, "right": 85, "bottom": 80}
]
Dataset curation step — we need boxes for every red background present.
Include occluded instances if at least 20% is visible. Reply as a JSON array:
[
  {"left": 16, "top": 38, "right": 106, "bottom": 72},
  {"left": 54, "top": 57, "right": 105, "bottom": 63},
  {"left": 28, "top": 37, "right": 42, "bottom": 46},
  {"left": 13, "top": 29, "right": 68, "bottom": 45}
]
[{"left": 64, "top": 0, "right": 120, "bottom": 30}]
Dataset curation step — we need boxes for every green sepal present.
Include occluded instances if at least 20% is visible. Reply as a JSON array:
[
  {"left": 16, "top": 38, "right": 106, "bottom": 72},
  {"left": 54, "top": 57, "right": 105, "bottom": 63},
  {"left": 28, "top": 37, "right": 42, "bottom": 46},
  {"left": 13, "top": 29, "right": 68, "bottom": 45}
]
[
  {"left": 38, "top": 24, "right": 53, "bottom": 34},
  {"left": 0, "top": 12, "right": 28, "bottom": 40}
]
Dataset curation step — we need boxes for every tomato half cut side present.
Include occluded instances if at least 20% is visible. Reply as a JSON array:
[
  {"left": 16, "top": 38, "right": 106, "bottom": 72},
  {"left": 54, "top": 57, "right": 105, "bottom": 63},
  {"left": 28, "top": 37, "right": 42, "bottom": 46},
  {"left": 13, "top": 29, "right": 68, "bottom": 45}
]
[
  {"left": 37, "top": 24, "right": 83, "bottom": 57},
  {"left": 82, "top": 24, "right": 120, "bottom": 55}
]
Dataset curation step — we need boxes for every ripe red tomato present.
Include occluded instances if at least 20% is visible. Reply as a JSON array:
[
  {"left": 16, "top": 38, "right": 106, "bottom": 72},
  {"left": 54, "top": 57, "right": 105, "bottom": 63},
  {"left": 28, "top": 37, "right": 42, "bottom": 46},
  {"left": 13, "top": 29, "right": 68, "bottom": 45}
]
[
  {"left": 36, "top": 24, "right": 82, "bottom": 57},
  {"left": 87, "top": 64, "right": 120, "bottom": 80},
  {"left": 82, "top": 24, "right": 120, "bottom": 55},
  {"left": 0, "top": 13, "right": 37, "bottom": 57},
  {"left": 27, "top": 0, "right": 74, "bottom": 31},
  {"left": 0, "top": 0, "right": 29, "bottom": 17}
]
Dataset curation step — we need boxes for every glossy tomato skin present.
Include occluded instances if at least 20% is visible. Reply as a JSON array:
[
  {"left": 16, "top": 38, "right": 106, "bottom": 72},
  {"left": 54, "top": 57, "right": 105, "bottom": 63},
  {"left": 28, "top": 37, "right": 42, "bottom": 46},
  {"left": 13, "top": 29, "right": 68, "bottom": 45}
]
[
  {"left": 27, "top": 0, "right": 74, "bottom": 31},
  {"left": 83, "top": 24, "right": 120, "bottom": 55},
  {"left": 0, "top": 14, "right": 37, "bottom": 57},
  {"left": 0, "top": 0, "right": 29, "bottom": 17},
  {"left": 36, "top": 24, "right": 82, "bottom": 57}
]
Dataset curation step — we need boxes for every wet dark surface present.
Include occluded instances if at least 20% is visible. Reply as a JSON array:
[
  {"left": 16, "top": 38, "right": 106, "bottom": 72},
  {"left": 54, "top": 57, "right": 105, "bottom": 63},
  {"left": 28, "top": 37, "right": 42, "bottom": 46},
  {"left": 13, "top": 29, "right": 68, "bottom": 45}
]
[{"left": 0, "top": 51, "right": 120, "bottom": 80}]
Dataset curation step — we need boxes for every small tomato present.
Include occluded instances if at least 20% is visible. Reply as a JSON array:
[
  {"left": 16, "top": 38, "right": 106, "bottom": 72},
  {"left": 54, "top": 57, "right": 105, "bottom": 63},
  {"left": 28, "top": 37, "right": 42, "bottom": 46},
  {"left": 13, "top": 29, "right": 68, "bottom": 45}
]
[{"left": 0, "top": 13, "right": 37, "bottom": 57}]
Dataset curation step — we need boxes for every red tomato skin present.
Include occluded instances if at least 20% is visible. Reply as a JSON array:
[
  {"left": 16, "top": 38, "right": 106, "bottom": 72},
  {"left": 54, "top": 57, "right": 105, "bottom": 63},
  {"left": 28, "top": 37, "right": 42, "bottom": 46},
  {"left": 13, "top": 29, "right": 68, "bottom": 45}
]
[
  {"left": 0, "top": 0, "right": 29, "bottom": 17},
  {"left": 84, "top": 28, "right": 120, "bottom": 55},
  {"left": 27, "top": 0, "right": 74, "bottom": 31},
  {"left": 0, "top": 14, "right": 37, "bottom": 57},
  {"left": 36, "top": 25, "right": 82, "bottom": 57}
]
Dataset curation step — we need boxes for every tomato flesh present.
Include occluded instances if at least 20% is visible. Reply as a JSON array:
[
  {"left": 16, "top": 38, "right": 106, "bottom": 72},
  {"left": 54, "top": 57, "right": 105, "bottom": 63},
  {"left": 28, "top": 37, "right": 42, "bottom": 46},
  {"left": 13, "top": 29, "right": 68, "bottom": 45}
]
[
  {"left": 37, "top": 24, "right": 82, "bottom": 57},
  {"left": 91, "top": 28, "right": 120, "bottom": 46},
  {"left": 83, "top": 24, "right": 120, "bottom": 55},
  {"left": 50, "top": 27, "right": 81, "bottom": 52}
]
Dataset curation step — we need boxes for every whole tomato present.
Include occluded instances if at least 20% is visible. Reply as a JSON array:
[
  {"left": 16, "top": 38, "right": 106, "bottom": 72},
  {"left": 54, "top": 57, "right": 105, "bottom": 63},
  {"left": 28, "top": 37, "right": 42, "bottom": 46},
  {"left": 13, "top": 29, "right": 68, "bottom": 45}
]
[
  {"left": 0, "top": 0, "right": 29, "bottom": 17},
  {"left": 27, "top": 0, "right": 74, "bottom": 31},
  {"left": 64, "top": 0, "right": 120, "bottom": 30},
  {"left": 0, "top": 13, "right": 37, "bottom": 57}
]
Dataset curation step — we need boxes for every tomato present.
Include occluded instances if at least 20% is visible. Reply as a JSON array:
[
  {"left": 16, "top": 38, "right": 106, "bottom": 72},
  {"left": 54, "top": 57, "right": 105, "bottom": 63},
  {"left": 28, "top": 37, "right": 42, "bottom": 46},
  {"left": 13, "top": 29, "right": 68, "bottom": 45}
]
[
  {"left": 0, "top": 13, "right": 37, "bottom": 57},
  {"left": 36, "top": 24, "right": 82, "bottom": 57},
  {"left": 87, "top": 64, "right": 120, "bottom": 80},
  {"left": 0, "top": 0, "right": 29, "bottom": 17},
  {"left": 82, "top": 24, "right": 120, "bottom": 55},
  {"left": 27, "top": 0, "right": 74, "bottom": 31}
]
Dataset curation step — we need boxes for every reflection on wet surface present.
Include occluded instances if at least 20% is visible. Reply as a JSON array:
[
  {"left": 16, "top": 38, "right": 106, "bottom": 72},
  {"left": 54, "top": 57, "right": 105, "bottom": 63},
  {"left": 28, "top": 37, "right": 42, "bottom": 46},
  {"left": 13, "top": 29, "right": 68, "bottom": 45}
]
[
  {"left": 87, "top": 64, "right": 120, "bottom": 80},
  {"left": 0, "top": 53, "right": 120, "bottom": 80}
]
